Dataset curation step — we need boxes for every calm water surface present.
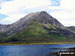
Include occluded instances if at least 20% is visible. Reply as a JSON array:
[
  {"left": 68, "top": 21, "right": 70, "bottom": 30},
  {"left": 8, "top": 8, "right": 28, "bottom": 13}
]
[{"left": 0, "top": 44, "right": 75, "bottom": 56}]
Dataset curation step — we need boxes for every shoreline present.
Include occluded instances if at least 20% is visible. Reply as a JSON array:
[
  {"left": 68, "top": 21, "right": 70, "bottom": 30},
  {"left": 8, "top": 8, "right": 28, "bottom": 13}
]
[{"left": 0, "top": 42, "right": 75, "bottom": 46}]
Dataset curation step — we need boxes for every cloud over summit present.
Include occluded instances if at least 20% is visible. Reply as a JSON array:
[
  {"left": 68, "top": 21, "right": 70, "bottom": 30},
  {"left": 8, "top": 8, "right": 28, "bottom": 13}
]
[{"left": 0, "top": 0, "right": 75, "bottom": 26}]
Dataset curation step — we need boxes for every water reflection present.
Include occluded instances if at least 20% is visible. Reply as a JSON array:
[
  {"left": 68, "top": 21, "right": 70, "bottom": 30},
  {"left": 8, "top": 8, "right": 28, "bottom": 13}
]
[{"left": 48, "top": 47, "right": 75, "bottom": 56}]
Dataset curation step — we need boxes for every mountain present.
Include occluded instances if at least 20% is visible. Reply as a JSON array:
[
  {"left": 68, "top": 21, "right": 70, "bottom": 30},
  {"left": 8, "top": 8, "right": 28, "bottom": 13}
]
[
  {"left": 0, "top": 11, "right": 64, "bottom": 35},
  {"left": 0, "top": 11, "right": 75, "bottom": 42},
  {"left": 67, "top": 26, "right": 75, "bottom": 33}
]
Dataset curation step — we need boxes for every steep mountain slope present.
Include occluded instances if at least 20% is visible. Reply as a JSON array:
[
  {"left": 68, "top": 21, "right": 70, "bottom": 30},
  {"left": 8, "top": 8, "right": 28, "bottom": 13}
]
[
  {"left": 5, "top": 22, "right": 75, "bottom": 42},
  {"left": 0, "top": 11, "right": 75, "bottom": 42}
]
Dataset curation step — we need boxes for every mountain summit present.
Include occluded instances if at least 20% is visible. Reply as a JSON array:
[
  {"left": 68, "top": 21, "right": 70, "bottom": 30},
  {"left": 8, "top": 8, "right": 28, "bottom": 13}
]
[
  {"left": 0, "top": 11, "right": 64, "bottom": 35},
  {"left": 0, "top": 11, "right": 75, "bottom": 42}
]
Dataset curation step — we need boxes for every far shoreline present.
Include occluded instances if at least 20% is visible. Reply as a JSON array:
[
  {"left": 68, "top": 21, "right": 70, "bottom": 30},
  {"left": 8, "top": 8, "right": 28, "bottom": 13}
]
[{"left": 0, "top": 42, "right": 75, "bottom": 46}]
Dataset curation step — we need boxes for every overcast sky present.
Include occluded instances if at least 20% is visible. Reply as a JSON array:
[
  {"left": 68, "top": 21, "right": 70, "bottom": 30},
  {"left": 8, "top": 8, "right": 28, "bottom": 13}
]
[{"left": 0, "top": 0, "right": 75, "bottom": 26}]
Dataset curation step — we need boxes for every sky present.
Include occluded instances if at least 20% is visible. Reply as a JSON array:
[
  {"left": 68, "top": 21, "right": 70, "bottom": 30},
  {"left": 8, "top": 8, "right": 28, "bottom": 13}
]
[{"left": 0, "top": 0, "right": 75, "bottom": 26}]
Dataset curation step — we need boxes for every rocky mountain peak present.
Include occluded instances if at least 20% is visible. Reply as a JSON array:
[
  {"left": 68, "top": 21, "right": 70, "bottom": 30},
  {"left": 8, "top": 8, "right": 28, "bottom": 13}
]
[
  {"left": 0, "top": 11, "right": 64, "bottom": 36},
  {"left": 34, "top": 11, "right": 64, "bottom": 28}
]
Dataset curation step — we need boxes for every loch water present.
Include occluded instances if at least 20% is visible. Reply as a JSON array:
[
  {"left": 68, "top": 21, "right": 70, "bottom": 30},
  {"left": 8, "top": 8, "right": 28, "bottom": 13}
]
[{"left": 0, "top": 44, "right": 75, "bottom": 56}]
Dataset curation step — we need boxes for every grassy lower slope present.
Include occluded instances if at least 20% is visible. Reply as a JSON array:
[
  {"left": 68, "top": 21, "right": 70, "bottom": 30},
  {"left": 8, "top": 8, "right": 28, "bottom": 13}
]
[
  {"left": 0, "top": 34, "right": 6, "bottom": 41},
  {"left": 4, "top": 22, "right": 69, "bottom": 43}
]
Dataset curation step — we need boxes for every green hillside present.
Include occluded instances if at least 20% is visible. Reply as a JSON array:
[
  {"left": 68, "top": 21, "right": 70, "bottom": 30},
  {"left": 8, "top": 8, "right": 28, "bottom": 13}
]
[{"left": 4, "top": 22, "right": 70, "bottom": 43}]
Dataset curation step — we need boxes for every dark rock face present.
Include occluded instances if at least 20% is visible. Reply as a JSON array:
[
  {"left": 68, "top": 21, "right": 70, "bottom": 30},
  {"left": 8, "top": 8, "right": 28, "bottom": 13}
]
[{"left": 33, "top": 11, "right": 64, "bottom": 28}]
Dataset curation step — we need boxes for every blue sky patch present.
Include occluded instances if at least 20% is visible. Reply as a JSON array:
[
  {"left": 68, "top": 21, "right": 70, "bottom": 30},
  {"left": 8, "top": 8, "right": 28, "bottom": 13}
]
[
  {"left": 50, "top": 0, "right": 61, "bottom": 6},
  {"left": 0, "top": 0, "right": 13, "bottom": 2},
  {"left": 0, "top": 14, "right": 8, "bottom": 19},
  {"left": 5, "top": 0, "right": 13, "bottom": 1}
]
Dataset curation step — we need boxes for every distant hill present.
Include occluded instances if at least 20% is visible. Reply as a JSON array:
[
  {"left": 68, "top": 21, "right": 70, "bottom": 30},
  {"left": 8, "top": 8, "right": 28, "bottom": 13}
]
[
  {"left": 67, "top": 26, "right": 75, "bottom": 33},
  {"left": 0, "top": 11, "right": 75, "bottom": 42}
]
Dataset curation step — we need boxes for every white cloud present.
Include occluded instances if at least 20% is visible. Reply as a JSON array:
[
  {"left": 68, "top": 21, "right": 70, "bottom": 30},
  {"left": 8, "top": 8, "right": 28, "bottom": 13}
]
[
  {"left": 0, "top": 0, "right": 50, "bottom": 15},
  {"left": 0, "top": 14, "right": 26, "bottom": 24},
  {"left": 0, "top": 0, "right": 51, "bottom": 24},
  {"left": 61, "top": 0, "right": 75, "bottom": 10},
  {"left": 0, "top": 0, "right": 75, "bottom": 26},
  {"left": 50, "top": 0, "right": 75, "bottom": 26}
]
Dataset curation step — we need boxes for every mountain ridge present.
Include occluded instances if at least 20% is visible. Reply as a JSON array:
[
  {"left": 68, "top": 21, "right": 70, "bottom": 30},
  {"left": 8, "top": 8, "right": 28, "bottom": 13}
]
[
  {"left": 0, "top": 11, "right": 75, "bottom": 42},
  {"left": 0, "top": 11, "right": 64, "bottom": 35}
]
